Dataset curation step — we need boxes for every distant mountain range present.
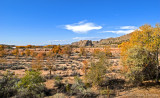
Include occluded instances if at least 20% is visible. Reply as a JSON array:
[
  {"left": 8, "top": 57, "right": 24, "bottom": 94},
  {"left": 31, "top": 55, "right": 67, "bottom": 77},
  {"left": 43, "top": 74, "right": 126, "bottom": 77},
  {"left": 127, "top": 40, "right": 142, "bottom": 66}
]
[{"left": 71, "top": 33, "right": 131, "bottom": 47}]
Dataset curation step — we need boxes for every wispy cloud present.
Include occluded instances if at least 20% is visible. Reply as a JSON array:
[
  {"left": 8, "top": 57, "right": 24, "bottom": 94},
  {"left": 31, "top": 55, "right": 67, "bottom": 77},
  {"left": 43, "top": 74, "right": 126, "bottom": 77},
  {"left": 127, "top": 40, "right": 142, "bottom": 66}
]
[
  {"left": 73, "top": 37, "right": 105, "bottom": 40},
  {"left": 103, "top": 30, "right": 135, "bottom": 34},
  {"left": 49, "top": 40, "right": 67, "bottom": 42},
  {"left": 65, "top": 21, "right": 102, "bottom": 34},
  {"left": 48, "top": 40, "right": 71, "bottom": 45},
  {"left": 120, "top": 26, "right": 138, "bottom": 30},
  {"left": 101, "top": 26, "right": 138, "bottom": 34}
]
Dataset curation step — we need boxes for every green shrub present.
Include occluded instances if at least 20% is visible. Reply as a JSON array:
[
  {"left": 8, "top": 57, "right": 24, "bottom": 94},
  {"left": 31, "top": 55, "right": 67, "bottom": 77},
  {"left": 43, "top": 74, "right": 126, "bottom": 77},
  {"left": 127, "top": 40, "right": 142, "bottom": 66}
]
[
  {"left": 71, "top": 76, "right": 86, "bottom": 94},
  {"left": 85, "top": 56, "right": 109, "bottom": 87},
  {"left": 0, "top": 70, "right": 19, "bottom": 97},
  {"left": 124, "top": 46, "right": 157, "bottom": 85},
  {"left": 17, "top": 70, "right": 45, "bottom": 98},
  {"left": 125, "top": 66, "right": 144, "bottom": 85}
]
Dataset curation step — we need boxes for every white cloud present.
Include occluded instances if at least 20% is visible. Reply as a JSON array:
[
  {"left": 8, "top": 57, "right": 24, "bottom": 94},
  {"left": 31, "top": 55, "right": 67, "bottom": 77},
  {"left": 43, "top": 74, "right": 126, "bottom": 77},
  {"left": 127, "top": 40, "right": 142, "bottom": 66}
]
[
  {"left": 65, "top": 21, "right": 102, "bottom": 33},
  {"left": 120, "top": 26, "right": 138, "bottom": 30},
  {"left": 73, "top": 37, "right": 104, "bottom": 40},
  {"left": 103, "top": 30, "right": 135, "bottom": 34},
  {"left": 101, "top": 26, "right": 138, "bottom": 34}
]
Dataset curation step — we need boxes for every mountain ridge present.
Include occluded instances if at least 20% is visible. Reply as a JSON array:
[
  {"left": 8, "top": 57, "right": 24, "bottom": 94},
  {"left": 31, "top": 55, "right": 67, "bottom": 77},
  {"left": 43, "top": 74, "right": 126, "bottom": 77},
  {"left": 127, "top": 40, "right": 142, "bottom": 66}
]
[{"left": 71, "top": 33, "right": 131, "bottom": 47}]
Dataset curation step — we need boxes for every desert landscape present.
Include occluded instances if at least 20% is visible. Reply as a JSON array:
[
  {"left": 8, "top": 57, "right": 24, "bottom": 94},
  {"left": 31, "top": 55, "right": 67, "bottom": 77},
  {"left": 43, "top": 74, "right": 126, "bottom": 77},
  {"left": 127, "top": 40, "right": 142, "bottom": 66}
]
[
  {"left": 1, "top": 28, "right": 160, "bottom": 98},
  {"left": 0, "top": 0, "right": 160, "bottom": 98}
]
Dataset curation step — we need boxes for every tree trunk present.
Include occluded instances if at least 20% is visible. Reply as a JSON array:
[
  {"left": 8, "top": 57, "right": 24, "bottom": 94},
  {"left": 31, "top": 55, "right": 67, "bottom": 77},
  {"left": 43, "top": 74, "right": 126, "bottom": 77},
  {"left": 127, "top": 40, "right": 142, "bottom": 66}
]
[
  {"left": 156, "top": 48, "right": 159, "bottom": 83},
  {"left": 50, "top": 70, "right": 52, "bottom": 79}
]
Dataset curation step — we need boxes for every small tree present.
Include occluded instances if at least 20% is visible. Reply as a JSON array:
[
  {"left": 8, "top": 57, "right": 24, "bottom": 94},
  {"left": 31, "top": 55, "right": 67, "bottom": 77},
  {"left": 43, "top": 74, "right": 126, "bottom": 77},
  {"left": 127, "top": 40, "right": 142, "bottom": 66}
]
[
  {"left": 17, "top": 70, "right": 45, "bottom": 97},
  {"left": 12, "top": 48, "right": 19, "bottom": 57},
  {"left": 46, "top": 58, "right": 55, "bottom": 79},
  {"left": 46, "top": 50, "right": 54, "bottom": 58},
  {"left": 104, "top": 46, "right": 112, "bottom": 57},
  {"left": 30, "top": 50, "right": 37, "bottom": 57},
  {"left": 119, "top": 24, "right": 159, "bottom": 84},
  {"left": 0, "top": 45, "right": 7, "bottom": 57},
  {"left": 25, "top": 49, "right": 30, "bottom": 57},
  {"left": 36, "top": 52, "right": 45, "bottom": 60},
  {"left": 52, "top": 45, "right": 61, "bottom": 54},
  {"left": 85, "top": 55, "right": 109, "bottom": 87},
  {"left": 92, "top": 49, "right": 101, "bottom": 57},
  {"left": 61, "top": 45, "right": 72, "bottom": 56},
  {"left": 20, "top": 51, "right": 25, "bottom": 56},
  {"left": 31, "top": 59, "right": 43, "bottom": 71},
  {"left": 79, "top": 47, "right": 86, "bottom": 57}
]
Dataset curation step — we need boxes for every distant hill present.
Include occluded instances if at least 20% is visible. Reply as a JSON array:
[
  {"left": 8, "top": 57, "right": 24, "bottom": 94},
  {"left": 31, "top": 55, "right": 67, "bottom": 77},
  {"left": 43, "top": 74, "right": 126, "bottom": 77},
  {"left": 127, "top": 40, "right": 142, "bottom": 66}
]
[
  {"left": 71, "top": 33, "right": 131, "bottom": 47},
  {"left": 0, "top": 44, "right": 15, "bottom": 48}
]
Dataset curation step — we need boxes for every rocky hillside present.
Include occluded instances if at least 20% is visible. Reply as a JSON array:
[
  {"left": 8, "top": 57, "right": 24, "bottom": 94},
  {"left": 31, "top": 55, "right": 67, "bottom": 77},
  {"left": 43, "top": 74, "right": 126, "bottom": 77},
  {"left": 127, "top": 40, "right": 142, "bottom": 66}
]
[
  {"left": 71, "top": 33, "right": 131, "bottom": 47},
  {"left": 72, "top": 40, "right": 93, "bottom": 47}
]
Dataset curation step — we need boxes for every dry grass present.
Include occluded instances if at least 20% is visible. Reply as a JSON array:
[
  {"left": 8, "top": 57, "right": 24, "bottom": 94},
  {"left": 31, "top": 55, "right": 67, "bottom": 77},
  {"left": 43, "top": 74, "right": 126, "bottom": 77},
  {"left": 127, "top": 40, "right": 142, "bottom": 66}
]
[{"left": 117, "top": 82, "right": 160, "bottom": 98}]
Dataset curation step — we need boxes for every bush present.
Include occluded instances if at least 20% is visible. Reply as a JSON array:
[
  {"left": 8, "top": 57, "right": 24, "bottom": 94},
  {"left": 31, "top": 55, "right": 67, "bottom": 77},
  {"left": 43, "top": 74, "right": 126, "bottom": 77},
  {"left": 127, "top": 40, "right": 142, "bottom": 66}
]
[
  {"left": 17, "top": 70, "right": 45, "bottom": 98},
  {"left": 71, "top": 76, "right": 86, "bottom": 94},
  {"left": 123, "top": 46, "right": 157, "bottom": 85},
  {"left": 70, "top": 71, "right": 80, "bottom": 76},
  {"left": 54, "top": 76, "right": 64, "bottom": 88},
  {"left": 11, "top": 66, "right": 25, "bottom": 70},
  {"left": 125, "top": 66, "right": 144, "bottom": 85},
  {"left": 0, "top": 71, "right": 19, "bottom": 98},
  {"left": 70, "top": 76, "right": 93, "bottom": 97},
  {"left": 85, "top": 56, "right": 109, "bottom": 87}
]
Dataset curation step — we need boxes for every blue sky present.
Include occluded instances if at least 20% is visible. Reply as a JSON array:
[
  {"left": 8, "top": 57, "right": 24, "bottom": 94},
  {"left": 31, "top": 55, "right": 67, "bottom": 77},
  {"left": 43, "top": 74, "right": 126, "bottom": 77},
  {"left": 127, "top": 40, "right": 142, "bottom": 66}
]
[{"left": 0, "top": 0, "right": 159, "bottom": 45}]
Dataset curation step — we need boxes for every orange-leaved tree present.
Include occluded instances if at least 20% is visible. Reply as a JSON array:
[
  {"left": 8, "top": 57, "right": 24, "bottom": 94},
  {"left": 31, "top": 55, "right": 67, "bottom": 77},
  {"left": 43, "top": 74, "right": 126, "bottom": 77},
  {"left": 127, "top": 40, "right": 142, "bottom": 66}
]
[{"left": 12, "top": 48, "right": 19, "bottom": 57}]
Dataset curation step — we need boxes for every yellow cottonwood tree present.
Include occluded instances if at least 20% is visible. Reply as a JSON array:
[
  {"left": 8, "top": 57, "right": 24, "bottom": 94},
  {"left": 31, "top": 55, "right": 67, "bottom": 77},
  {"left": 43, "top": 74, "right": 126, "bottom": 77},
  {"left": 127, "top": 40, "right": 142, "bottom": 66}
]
[
  {"left": 119, "top": 24, "right": 160, "bottom": 83},
  {"left": 152, "top": 24, "right": 160, "bottom": 82}
]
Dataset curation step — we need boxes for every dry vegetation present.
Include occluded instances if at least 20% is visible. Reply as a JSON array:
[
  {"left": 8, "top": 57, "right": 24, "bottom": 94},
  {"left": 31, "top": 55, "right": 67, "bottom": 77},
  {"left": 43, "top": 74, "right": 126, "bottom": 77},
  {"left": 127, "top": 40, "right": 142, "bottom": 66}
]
[{"left": 0, "top": 24, "right": 160, "bottom": 98}]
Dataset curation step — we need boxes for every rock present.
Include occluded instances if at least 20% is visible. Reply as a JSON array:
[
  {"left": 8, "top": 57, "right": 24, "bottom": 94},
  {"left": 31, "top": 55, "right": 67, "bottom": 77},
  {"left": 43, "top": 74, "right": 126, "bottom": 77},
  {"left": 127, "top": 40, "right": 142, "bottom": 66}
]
[{"left": 72, "top": 40, "right": 93, "bottom": 47}]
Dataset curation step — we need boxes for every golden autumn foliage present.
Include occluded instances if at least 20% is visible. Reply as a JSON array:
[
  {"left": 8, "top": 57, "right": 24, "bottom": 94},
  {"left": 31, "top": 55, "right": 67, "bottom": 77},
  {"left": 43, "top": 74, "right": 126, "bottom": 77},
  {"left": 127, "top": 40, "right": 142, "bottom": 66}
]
[
  {"left": 52, "top": 45, "right": 61, "bottom": 54},
  {"left": 36, "top": 52, "right": 46, "bottom": 60},
  {"left": 24, "top": 49, "right": 31, "bottom": 56},
  {"left": 61, "top": 45, "right": 72, "bottom": 56},
  {"left": 16, "top": 46, "right": 26, "bottom": 48},
  {"left": 20, "top": 52, "right": 25, "bottom": 56},
  {"left": 12, "top": 48, "right": 19, "bottom": 56},
  {"left": 16, "top": 45, "right": 41, "bottom": 49},
  {"left": 43, "top": 45, "right": 56, "bottom": 48},
  {"left": 104, "top": 46, "right": 112, "bottom": 57},
  {"left": 92, "top": 47, "right": 112, "bottom": 57},
  {"left": 93, "top": 49, "right": 101, "bottom": 57},
  {"left": 30, "top": 50, "right": 37, "bottom": 57},
  {"left": 46, "top": 50, "right": 54, "bottom": 57},
  {"left": 0, "top": 50, "right": 6, "bottom": 57},
  {"left": 119, "top": 24, "right": 160, "bottom": 83},
  {"left": 119, "top": 24, "right": 158, "bottom": 67},
  {"left": 79, "top": 47, "right": 86, "bottom": 56},
  {"left": 0, "top": 45, "right": 4, "bottom": 51},
  {"left": 0, "top": 45, "right": 7, "bottom": 57}
]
